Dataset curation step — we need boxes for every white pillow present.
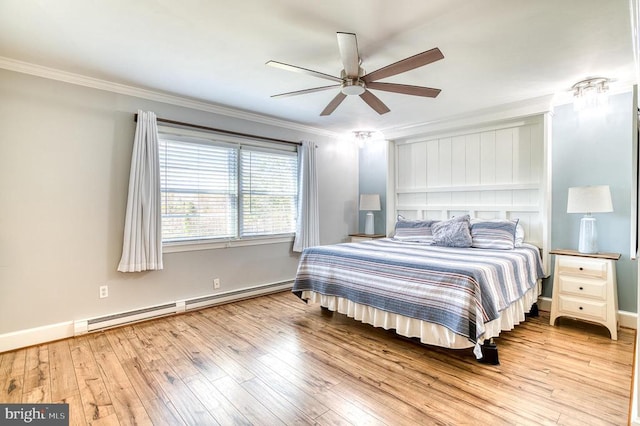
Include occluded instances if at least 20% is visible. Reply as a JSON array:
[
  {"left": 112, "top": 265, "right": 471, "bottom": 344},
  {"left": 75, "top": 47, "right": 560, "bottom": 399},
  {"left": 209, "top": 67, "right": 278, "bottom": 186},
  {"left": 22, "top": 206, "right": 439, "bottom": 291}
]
[{"left": 515, "top": 223, "right": 525, "bottom": 247}]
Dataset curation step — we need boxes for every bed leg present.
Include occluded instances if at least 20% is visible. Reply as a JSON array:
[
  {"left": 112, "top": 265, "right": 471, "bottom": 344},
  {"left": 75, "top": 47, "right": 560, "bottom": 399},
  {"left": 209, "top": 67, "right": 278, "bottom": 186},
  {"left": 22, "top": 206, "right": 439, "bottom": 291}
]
[
  {"left": 478, "top": 339, "right": 500, "bottom": 365},
  {"left": 527, "top": 303, "right": 539, "bottom": 318},
  {"left": 320, "top": 306, "right": 333, "bottom": 316}
]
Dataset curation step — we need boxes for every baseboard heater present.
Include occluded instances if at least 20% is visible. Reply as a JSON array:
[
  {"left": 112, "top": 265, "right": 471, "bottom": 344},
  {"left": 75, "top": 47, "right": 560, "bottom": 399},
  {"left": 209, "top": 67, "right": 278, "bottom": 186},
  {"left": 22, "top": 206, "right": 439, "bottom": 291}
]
[{"left": 73, "top": 280, "right": 293, "bottom": 335}]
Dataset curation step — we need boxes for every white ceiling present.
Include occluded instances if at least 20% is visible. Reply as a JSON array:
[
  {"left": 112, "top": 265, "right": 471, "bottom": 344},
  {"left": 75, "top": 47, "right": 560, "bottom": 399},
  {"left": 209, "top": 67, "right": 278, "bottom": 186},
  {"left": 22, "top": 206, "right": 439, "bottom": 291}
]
[{"left": 0, "top": 0, "right": 636, "bottom": 137}]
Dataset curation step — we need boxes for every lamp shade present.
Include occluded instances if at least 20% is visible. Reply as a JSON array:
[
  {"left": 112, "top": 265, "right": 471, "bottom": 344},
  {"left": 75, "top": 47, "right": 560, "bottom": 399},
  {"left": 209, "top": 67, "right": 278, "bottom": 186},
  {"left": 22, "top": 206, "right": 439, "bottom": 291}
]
[
  {"left": 359, "top": 194, "right": 381, "bottom": 211},
  {"left": 567, "top": 185, "right": 613, "bottom": 214}
]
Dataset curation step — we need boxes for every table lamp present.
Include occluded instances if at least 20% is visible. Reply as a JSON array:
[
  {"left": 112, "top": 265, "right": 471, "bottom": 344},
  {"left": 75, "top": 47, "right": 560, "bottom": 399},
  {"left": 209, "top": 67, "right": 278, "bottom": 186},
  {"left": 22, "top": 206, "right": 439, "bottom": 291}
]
[
  {"left": 567, "top": 185, "right": 613, "bottom": 254},
  {"left": 359, "top": 194, "right": 381, "bottom": 235}
]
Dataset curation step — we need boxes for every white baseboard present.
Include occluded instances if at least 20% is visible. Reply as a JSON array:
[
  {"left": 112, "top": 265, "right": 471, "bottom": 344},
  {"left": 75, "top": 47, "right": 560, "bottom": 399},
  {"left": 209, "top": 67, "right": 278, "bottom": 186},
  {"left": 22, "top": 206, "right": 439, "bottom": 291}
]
[
  {"left": 537, "top": 296, "right": 552, "bottom": 312},
  {"left": 0, "top": 281, "right": 293, "bottom": 354},
  {"left": 619, "top": 310, "right": 638, "bottom": 329},
  {"left": 0, "top": 321, "right": 75, "bottom": 354},
  {"left": 1, "top": 289, "right": 635, "bottom": 354},
  {"left": 537, "top": 296, "right": 637, "bottom": 329}
]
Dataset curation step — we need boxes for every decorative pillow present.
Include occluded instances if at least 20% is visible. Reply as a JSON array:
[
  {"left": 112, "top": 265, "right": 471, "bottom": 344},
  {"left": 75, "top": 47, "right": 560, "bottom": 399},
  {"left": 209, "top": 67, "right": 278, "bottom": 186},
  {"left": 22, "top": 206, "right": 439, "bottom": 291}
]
[
  {"left": 430, "top": 215, "right": 472, "bottom": 248},
  {"left": 393, "top": 215, "right": 439, "bottom": 243},
  {"left": 470, "top": 219, "right": 519, "bottom": 250}
]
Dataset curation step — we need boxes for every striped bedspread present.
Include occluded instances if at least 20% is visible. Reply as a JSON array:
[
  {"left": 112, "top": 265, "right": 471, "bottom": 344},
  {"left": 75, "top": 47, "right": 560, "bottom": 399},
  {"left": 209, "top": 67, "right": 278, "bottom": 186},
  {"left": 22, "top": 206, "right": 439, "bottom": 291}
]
[{"left": 292, "top": 239, "right": 544, "bottom": 344}]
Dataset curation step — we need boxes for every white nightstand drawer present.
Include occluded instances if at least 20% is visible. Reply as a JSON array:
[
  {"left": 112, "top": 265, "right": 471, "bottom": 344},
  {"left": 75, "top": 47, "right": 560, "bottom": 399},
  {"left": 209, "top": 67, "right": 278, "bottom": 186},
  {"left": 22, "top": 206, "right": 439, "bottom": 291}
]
[
  {"left": 558, "top": 275, "right": 607, "bottom": 300},
  {"left": 556, "top": 256, "right": 607, "bottom": 279},
  {"left": 557, "top": 295, "right": 607, "bottom": 321}
]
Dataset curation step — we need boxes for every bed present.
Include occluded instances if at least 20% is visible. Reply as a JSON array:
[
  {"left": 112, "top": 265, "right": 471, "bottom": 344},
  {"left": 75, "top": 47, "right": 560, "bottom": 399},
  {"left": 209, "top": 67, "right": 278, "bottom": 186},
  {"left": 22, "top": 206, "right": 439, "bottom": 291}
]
[{"left": 292, "top": 215, "right": 546, "bottom": 363}]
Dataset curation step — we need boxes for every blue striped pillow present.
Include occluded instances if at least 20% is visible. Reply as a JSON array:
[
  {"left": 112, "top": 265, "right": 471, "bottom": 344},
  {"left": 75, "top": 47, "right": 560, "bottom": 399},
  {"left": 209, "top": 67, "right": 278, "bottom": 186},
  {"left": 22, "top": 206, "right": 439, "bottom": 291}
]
[
  {"left": 393, "top": 216, "right": 439, "bottom": 243},
  {"left": 470, "top": 219, "right": 519, "bottom": 250}
]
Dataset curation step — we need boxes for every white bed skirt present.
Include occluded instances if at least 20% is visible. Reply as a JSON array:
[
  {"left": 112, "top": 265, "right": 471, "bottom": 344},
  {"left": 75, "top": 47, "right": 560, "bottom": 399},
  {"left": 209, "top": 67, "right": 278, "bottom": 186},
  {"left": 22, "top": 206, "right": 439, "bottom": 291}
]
[{"left": 300, "top": 280, "right": 541, "bottom": 359}]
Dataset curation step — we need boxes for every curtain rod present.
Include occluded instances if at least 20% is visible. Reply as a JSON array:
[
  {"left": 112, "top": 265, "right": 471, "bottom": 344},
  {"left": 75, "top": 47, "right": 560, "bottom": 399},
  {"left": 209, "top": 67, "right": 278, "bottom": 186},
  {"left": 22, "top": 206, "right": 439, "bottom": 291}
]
[{"left": 134, "top": 114, "right": 302, "bottom": 146}]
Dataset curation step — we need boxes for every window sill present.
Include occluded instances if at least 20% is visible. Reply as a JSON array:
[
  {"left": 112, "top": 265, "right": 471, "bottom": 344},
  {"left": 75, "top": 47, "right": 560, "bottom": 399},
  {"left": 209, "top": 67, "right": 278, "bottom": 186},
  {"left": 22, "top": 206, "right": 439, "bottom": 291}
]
[{"left": 163, "top": 235, "right": 295, "bottom": 253}]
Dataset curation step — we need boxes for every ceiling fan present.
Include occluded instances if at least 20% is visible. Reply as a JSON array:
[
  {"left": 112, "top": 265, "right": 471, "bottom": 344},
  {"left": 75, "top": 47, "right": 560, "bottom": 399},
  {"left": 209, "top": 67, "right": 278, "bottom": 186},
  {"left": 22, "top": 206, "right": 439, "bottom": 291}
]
[{"left": 266, "top": 32, "right": 444, "bottom": 116}]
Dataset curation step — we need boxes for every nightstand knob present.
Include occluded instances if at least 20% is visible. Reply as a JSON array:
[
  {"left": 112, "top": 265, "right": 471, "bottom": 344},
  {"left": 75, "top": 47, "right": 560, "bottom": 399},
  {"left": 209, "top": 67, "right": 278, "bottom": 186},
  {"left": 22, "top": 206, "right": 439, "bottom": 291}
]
[
  {"left": 579, "top": 286, "right": 584, "bottom": 290},
  {"left": 579, "top": 306, "right": 583, "bottom": 310},
  {"left": 579, "top": 267, "right": 584, "bottom": 270}
]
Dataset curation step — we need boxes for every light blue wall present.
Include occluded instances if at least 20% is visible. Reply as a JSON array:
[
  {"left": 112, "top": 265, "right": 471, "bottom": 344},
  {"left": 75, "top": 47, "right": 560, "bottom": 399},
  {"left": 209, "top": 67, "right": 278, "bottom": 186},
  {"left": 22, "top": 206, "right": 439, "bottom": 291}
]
[
  {"left": 549, "top": 92, "right": 637, "bottom": 312},
  {"left": 358, "top": 139, "right": 387, "bottom": 235}
]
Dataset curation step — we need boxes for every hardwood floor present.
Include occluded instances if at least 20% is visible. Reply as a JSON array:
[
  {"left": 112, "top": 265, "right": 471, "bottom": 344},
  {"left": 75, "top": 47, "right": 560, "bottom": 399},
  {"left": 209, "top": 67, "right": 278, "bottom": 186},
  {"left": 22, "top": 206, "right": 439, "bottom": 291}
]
[{"left": 0, "top": 291, "right": 634, "bottom": 425}]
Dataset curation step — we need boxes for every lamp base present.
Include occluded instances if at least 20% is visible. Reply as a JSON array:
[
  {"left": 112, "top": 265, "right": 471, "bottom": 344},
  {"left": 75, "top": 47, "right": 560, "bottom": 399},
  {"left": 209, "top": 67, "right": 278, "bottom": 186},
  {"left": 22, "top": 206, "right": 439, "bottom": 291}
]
[
  {"left": 578, "top": 215, "right": 598, "bottom": 254},
  {"left": 364, "top": 211, "right": 375, "bottom": 235}
]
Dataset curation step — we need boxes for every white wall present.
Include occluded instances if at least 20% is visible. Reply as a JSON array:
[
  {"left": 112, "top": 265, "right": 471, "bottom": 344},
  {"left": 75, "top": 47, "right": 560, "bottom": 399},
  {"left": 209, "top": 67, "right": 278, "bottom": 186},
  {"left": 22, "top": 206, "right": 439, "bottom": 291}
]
[{"left": 0, "top": 69, "right": 359, "bottom": 337}]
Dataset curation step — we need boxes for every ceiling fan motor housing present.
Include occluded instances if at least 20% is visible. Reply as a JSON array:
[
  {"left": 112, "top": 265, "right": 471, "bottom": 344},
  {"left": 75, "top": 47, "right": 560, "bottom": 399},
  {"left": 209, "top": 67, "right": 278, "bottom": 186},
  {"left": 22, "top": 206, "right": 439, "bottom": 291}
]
[{"left": 341, "top": 79, "right": 365, "bottom": 95}]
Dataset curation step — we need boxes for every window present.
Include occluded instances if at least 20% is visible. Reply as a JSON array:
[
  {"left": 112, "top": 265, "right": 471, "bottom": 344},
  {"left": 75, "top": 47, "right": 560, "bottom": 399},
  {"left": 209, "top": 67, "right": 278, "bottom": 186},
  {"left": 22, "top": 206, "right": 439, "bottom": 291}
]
[
  {"left": 240, "top": 148, "right": 298, "bottom": 237},
  {"left": 159, "top": 133, "right": 298, "bottom": 245}
]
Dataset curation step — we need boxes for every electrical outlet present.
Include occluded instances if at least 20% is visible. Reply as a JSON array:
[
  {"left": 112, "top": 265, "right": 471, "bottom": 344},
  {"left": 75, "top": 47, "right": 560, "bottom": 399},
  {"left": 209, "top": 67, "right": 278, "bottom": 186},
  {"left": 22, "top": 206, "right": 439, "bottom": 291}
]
[
  {"left": 213, "top": 278, "right": 220, "bottom": 289},
  {"left": 99, "top": 285, "right": 109, "bottom": 298}
]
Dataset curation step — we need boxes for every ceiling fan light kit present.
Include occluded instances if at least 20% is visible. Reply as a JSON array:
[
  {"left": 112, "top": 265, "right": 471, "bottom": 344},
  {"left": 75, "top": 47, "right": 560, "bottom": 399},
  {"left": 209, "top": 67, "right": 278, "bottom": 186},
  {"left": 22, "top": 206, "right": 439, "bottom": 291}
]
[
  {"left": 353, "top": 130, "right": 374, "bottom": 140},
  {"left": 341, "top": 80, "right": 365, "bottom": 96},
  {"left": 267, "top": 32, "right": 443, "bottom": 116}
]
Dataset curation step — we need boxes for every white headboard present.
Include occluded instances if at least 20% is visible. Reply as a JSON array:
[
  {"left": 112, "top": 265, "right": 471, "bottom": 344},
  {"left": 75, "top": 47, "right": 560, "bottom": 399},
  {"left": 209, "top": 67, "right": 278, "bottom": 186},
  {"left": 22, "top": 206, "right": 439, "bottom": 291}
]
[{"left": 390, "top": 115, "right": 550, "bottom": 269}]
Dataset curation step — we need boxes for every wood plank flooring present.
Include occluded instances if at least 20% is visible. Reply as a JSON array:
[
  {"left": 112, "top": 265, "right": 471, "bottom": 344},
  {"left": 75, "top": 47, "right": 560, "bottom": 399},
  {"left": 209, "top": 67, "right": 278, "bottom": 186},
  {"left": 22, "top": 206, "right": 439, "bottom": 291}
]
[{"left": 0, "top": 291, "right": 634, "bottom": 425}]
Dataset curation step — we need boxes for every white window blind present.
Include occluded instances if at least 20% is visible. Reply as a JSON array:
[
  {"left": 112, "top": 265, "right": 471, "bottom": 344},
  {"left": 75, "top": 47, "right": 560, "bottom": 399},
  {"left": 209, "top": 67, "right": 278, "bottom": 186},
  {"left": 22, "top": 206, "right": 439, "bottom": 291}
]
[
  {"left": 159, "top": 138, "right": 238, "bottom": 242},
  {"left": 158, "top": 134, "right": 298, "bottom": 243},
  {"left": 240, "top": 148, "right": 298, "bottom": 237}
]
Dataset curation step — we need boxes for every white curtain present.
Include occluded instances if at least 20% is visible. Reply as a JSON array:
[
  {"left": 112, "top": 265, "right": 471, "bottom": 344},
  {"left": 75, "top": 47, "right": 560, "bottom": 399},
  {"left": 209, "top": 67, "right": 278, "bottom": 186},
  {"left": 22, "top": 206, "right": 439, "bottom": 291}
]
[
  {"left": 293, "top": 140, "right": 320, "bottom": 252},
  {"left": 117, "top": 110, "right": 163, "bottom": 272}
]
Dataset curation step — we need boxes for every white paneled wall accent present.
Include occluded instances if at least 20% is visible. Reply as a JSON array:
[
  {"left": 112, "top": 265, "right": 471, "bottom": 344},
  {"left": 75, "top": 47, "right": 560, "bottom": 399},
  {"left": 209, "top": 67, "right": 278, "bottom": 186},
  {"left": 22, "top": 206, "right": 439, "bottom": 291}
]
[{"left": 395, "top": 118, "right": 545, "bottom": 247}]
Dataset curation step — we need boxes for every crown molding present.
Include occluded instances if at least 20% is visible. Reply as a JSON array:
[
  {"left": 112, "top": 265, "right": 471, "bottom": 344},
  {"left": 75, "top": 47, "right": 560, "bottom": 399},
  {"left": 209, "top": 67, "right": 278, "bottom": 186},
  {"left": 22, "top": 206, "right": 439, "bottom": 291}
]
[
  {"left": 382, "top": 77, "right": 637, "bottom": 141},
  {"left": 0, "top": 56, "right": 339, "bottom": 138},
  {"left": 382, "top": 95, "right": 555, "bottom": 140}
]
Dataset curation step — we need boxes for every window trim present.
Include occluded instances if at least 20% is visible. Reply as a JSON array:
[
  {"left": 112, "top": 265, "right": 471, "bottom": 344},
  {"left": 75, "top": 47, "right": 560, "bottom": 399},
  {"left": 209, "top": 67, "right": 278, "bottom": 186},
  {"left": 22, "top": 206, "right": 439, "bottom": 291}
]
[
  {"left": 162, "top": 234, "right": 295, "bottom": 253},
  {"left": 158, "top": 125, "right": 298, "bottom": 252}
]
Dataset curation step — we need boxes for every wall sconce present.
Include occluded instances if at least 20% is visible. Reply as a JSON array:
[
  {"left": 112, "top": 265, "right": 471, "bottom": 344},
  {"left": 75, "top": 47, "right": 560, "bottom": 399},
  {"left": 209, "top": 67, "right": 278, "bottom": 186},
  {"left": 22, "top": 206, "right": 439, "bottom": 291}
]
[
  {"left": 359, "top": 194, "right": 381, "bottom": 235},
  {"left": 572, "top": 77, "right": 610, "bottom": 111},
  {"left": 567, "top": 185, "right": 613, "bottom": 253}
]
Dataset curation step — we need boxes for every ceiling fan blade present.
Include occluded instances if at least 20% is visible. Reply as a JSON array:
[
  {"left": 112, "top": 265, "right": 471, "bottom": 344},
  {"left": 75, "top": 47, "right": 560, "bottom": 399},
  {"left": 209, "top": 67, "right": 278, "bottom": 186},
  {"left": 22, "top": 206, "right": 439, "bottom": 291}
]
[
  {"left": 271, "top": 84, "right": 340, "bottom": 98},
  {"left": 266, "top": 60, "right": 342, "bottom": 83},
  {"left": 320, "top": 92, "right": 347, "bottom": 116},
  {"left": 366, "top": 82, "right": 441, "bottom": 98},
  {"left": 362, "top": 47, "right": 444, "bottom": 83},
  {"left": 359, "top": 90, "right": 390, "bottom": 115},
  {"left": 337, "top": 32, "right": 360, "bottom": 77}
]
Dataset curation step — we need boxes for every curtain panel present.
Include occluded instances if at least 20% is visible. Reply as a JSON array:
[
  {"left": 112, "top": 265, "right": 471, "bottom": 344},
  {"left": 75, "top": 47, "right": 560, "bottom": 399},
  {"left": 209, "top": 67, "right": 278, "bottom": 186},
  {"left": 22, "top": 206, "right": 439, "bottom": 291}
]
[
  {"left": 117, "top": 110, "right": 163, "bottom": 272},
  {"left": 293, "top": 140, "right": 320, "bottom": 252}
]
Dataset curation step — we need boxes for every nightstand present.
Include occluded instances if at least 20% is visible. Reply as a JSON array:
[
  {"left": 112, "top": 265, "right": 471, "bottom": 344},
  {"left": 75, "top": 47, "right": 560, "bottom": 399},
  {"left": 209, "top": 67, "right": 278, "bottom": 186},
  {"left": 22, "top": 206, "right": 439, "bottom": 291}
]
[
  {"left": 349, "top": 233, "right": 386, "bottom": 242},
  {"left": 549, "top": 249, "right": 620, "bottom": 340}
]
